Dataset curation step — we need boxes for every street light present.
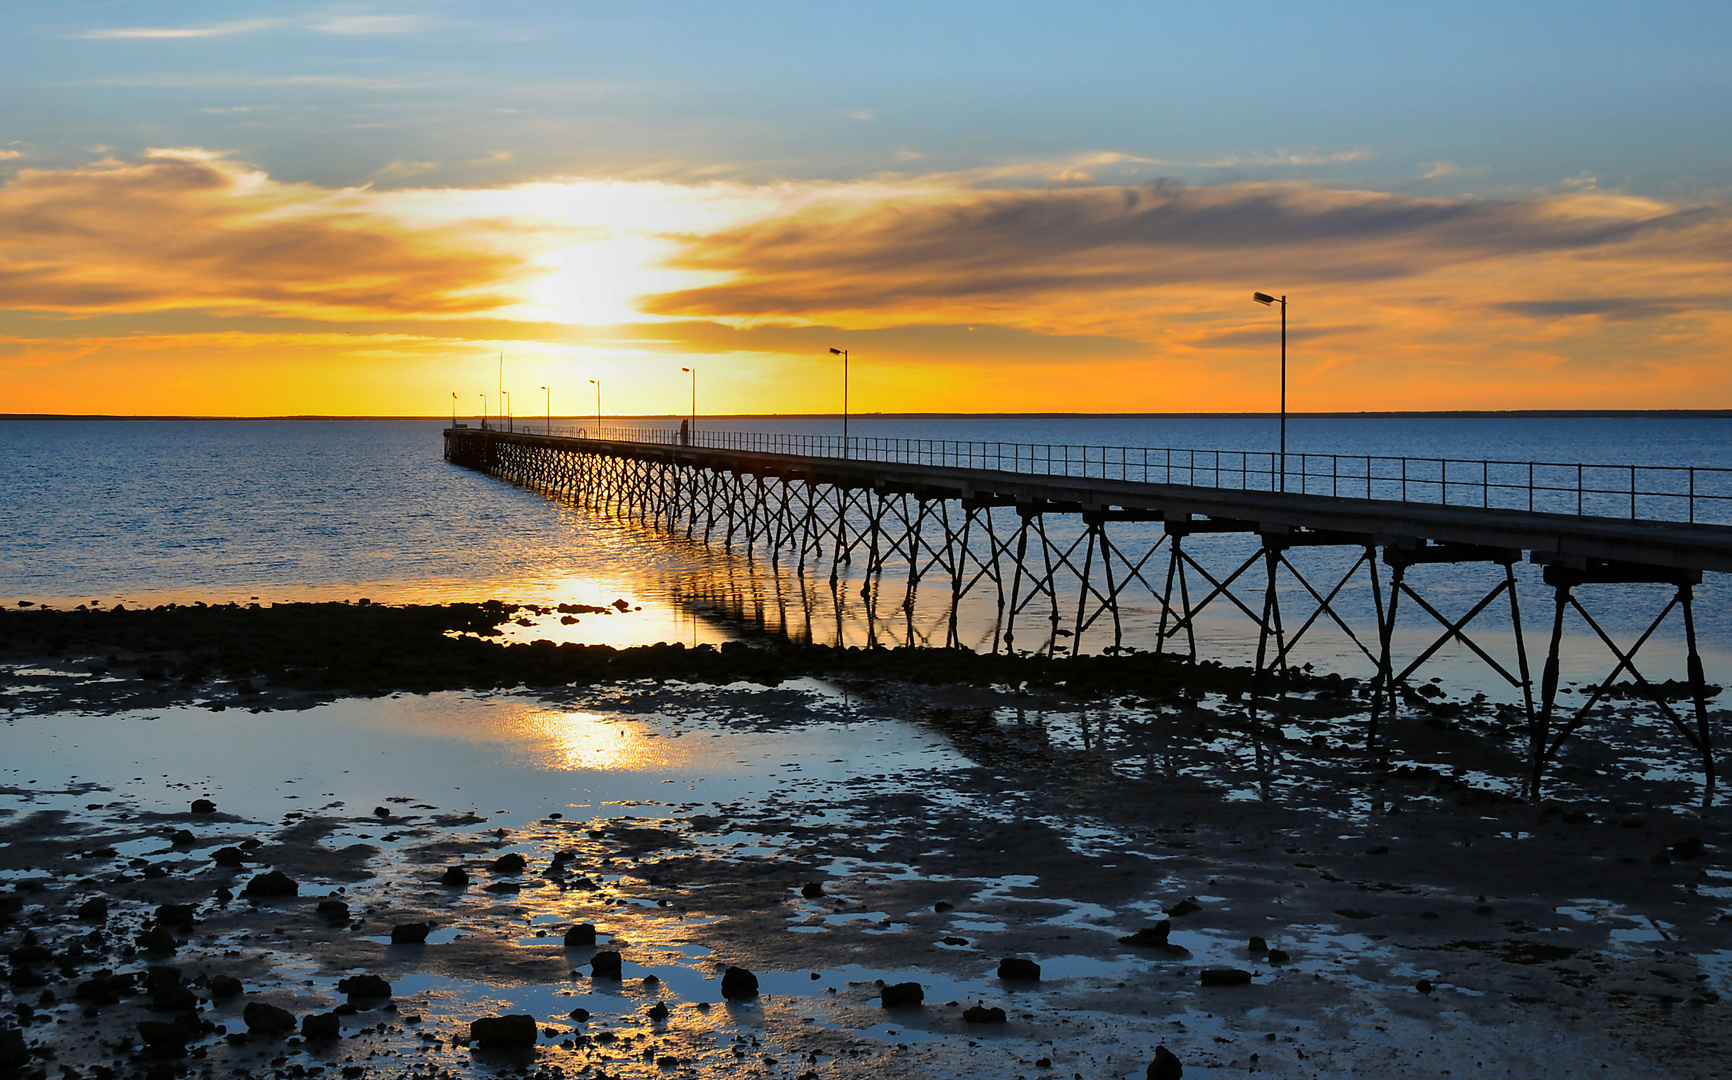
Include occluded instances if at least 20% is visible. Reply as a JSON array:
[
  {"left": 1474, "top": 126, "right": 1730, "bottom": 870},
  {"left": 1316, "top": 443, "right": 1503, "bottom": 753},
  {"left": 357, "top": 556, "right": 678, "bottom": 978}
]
[
  {"left": 451, "top": 391, "right": 457, "bottom": 427},
  {"left": 588, "top": 379, "right": 601, "bottom": 434},
  {"left": 479, "top": 393, "right": 486, "bottom": 429},
  {"left": 501, "top": 390, "right": 512, "bottom": 433},
  {"left": 681, "top": 367, "right": 696, "bottom": 445},
  {"left": 541, "top": 386, "right": 550, "bottom": 435},
  {"left": 827, "top": 347, "right": 848, "bottom": 459},
  {"left": 1251, "top": 291, "right": 1287, "bottom": 492}
]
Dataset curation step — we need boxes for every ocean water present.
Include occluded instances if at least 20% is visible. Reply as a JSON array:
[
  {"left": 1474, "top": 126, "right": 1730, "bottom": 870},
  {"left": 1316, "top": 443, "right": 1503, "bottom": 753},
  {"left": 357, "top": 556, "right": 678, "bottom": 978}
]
[{"left": 3, "top": 416, "right": 1729, "bottom": 699}]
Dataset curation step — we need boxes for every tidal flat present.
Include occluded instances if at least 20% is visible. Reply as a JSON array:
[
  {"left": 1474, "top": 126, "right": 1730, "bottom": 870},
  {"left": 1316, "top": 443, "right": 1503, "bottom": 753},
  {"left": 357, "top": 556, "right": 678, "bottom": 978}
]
[{"left": 2, "top": 604, "right": 1730, "bottom": 1079}]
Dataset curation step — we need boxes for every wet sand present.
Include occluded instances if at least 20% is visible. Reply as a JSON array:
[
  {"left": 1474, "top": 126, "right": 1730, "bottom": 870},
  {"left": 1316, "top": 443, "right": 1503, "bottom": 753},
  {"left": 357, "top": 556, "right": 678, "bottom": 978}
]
[{"left": 3, "top": 606, "right": 1731, "bottom": 1079}]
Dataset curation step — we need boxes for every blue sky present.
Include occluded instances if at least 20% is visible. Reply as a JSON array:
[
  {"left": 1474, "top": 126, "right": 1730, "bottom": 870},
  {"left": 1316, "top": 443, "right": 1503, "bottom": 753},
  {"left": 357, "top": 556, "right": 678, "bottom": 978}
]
[{"left": 9, "top": 1, "right": 1731, "bottom": 194}]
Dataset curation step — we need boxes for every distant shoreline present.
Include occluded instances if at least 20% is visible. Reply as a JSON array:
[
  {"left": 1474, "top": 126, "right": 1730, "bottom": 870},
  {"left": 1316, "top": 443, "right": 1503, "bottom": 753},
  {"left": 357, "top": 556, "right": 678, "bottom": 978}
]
[{"left": 5, "top": 410, "right": 1731, "bottom": 422}]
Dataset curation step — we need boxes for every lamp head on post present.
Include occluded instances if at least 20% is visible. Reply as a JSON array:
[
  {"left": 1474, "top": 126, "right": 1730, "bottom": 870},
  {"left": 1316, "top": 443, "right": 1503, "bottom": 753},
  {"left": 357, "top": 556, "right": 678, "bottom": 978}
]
[{"left": 1250, "top": 289, "right": 1288, "bottom": 492}]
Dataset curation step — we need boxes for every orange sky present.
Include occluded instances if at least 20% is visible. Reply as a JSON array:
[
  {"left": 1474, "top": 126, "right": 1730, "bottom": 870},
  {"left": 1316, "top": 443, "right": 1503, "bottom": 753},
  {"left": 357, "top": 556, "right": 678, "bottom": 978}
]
[{"left": 4, "top": 150, "right": 1731, "bottom": 416}]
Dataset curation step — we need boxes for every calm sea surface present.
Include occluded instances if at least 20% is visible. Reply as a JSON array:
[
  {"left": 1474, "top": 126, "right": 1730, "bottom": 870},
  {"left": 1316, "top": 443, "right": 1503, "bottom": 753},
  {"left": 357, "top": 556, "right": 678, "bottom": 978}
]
[{"left": 4, "top": 416, "right": 1730, "bottom": 691}]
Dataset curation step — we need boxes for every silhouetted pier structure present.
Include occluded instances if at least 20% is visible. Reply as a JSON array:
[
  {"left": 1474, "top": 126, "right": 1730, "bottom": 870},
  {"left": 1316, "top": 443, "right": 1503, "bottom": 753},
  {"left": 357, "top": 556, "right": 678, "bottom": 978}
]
[{"left": 444, "top": 425, "right": 1732, "bottom": 795}]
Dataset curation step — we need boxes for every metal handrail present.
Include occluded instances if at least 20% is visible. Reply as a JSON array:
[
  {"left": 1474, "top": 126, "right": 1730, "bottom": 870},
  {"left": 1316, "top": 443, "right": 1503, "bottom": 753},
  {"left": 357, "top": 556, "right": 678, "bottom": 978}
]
[{"left": 478, "top": 424, "right": 1732, "bottom": 527}]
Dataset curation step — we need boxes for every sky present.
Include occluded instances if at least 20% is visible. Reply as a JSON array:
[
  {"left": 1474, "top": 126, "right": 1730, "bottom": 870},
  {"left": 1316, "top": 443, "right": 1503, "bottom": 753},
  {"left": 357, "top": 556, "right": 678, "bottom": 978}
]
[{"left": 4, "top": 1, "right": 1732, "bottom": 416}]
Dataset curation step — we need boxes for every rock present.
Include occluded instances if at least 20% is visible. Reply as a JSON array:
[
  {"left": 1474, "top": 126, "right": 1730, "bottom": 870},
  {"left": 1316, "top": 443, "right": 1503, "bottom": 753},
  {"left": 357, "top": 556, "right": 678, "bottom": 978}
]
[
  {"left": 136, "top": 926, "right": 178, "bottom": 955},
  {"left": 484, "top": 881, "right": 520, "bottom": 894},
  {"left": 880, "top": 982, "right": 924, "bottom": 1008},
  {"left": 1267, "top": 949, "right": 1291, "bottom": 964},
  {"left": 155, "top": 903, "right": 196, "bottom": 926},
  {"left": 170, "top": 829, "right": 196, "bottom": 847},
  {"left": 646, "top": 1002, "right": 669, "bottom": 1020},
  {"left": 211, "top": 847, "right": 248, "bottom": 867},
  {"left": 942, "top": 936, "right": 969, "bottom": 946},
  {"left": 469, "top": 1014, "right": 537, "bottom": 1048},
  {"left": 567, "top": 1008, "right": 590, "bottom": 1022},
  {"left": 800, "top": 882, "right": 825, "bottom": 899},
  {"left": 590, "top": 951, "right": 622, "bottom": 979},
  {"left": 242, "top": 871, "right": 298, "bottom": 899},
  {"left": 1201, "top": 968, "right": 1253, "bottom": 986},
  {"left": 390, "top": 923, "right": 430, "bottom": 945},
  {"left": 720, "top": 966, "right": 759, "bottom": 999},
  {"left": 316, "top": 900, "right": 350, "bottom": 924},
  {"left": 1118, "top": 921, "right": 1174, "bottom": 947},
  {"left": 439, "top": 866, "right": 469, "bottom": 887},
  {"left": 373, "top": 807, "right": 390, "bottom": 819},
  {"left": 210, "top": 975, "right": 243, "bottom": 999},
  {"left": 1165, "top": 897, "right": 1202, "bottom": 917},
  {"left": 190, "top": 799, "right": 216, "bottom": 814},
  {"left": 1672, "top": 836, "right": 1708, "bottom": 859},
  {"left": 143, "top": 966, "right": 183, "bottom": 991},
  {"left": 563, "top": 923, "right": 597, "bottom": 947},
  {"left": 1248, "top": 936, "right": 1269, "bottom": 953},
  {"left": 934, "top": 901, "right": 954, "bottom": 912},
  {"left": 136, "top": 1017, "right": 196, "bottom": 1051},
  {"left": 150, "top": 983, "right": 198, "bottom": 1011},
  {"left": 242, "top": 1002, "right": 297, "bottom": 1035},
  {"left": 963, "top": 1004, "right": 1007, "bottom": 1023},
  {"left": 301, "top": 1013, "right": 341, "bottom": 1040},
  {"left": 76, "top": 897, "right": 108, "bottom": 921},
  {"left": 336, "top": 974, "right": 391, "bottom": 1000},
  {"left": 1147, "top": 1044, "right": 1183, "bottom": 1080},
  {"left": 1333, "top": 909, "right": 1379, "bottom": 920},
  {"left": 1416, "top": 978, "right": 1434, "bottom": 994},
  {"left": 997, "top": 957, "right": 1041, "bottom": 981},
  {"left": 0, "top": 1025, "right": 28, "bottom": 1068},
  {"left": 492, "top": 853, "right": 527, "bottom": 874}
]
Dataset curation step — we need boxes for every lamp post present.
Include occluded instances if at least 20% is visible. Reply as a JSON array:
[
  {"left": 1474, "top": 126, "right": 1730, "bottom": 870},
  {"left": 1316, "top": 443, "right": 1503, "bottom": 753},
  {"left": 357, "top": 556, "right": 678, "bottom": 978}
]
[
  {"left": 502, "top": 390, "right": 512, "bottom": 433},
  {"left": 451, "top": 391, "right": 456, "bottom": 427},
  {"left": 541, "top": 386, "right": 550, "bottom": 435},
  {"left": 1251, "top": 291, "right": 1287, "bottom": 492},
  {"left": 479, "top": 393, "right": 486, "bottom": 429},
  {"left": 681, "top": 367, "right": 696, "bottom": 444},
  {"left": 827, "top": 347, "right": 848, "bottom": 458},
  {"left": 588, "top": 379, "right": 601, "bottom": 434}
]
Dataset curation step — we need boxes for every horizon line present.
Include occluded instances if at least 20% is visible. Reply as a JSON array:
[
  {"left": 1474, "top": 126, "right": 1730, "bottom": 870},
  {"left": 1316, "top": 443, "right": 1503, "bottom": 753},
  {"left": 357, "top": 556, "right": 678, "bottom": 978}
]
[{"left": 4, "top": 409, "right": 1732, "bottom": 422}]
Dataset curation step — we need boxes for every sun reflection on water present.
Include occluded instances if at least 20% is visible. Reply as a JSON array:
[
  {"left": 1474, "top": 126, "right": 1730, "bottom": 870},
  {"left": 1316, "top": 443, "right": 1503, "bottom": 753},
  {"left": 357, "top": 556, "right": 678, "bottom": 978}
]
[{"left": 504, "top": 708, "right": 687, "bottom": 773}]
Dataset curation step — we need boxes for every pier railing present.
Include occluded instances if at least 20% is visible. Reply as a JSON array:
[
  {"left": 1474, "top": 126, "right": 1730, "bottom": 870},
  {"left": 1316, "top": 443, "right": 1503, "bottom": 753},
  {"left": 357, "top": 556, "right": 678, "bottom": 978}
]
[{"left": 492, "top": 423, "right": 1732, "bottom": 526}]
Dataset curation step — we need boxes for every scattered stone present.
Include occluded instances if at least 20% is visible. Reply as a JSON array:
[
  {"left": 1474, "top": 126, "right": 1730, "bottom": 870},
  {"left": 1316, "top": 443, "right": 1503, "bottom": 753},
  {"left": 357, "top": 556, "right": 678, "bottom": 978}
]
[
  {"left": 242, "top": 870, "right": 298, "bottom": 899},
  {"left": 316, "top": 900, "right": 350, "bottom": 925},
  {"left": 563, "top": 923, "right": 597, "bottom": 947},
  {"left": 1117, "top": 921, "right": 1174, "bottom": 947},
  {"left": 301, "top": 1013, "right": 341, "bottom": 1040},
  {"left": 1165, "top": 897, "right": 1202, "bottom": 917},
  {"left": 211, "top": 847, "right": 248, "bottom": 867},
  {"left": 0, "top": 1025, "right": 28, "bottom": 1068},
  {"left": 492, "top": 853, "right": 528, "bottom": 874},
  {"left": 242, "top": 1002, "right": 297, "bottom": 1036},
  {"left": 997, "top": 957, "right": 1041, "bottom": 981},
  {"left": 1672, "top": 836, "right": 1708, "bottom": 859},
  {"left": 1147, "top": 1044, "right": 1183, "bottom": 1080},
  {"left": 590, "top": 951, "right": 622, "bottom": 979},
  {"left": 942, "top": 936, "right": 969, "bottom": 946},
  {"left": 484, "top": 881, "right": 520, "bottom": 894},
  {"left": 646, "top": 1002, "right": 670, "bottom": 1020},
  {"left": 880, "top": 982, "right": 924, "bottom": 1008},
  {"left": 800, "top": 882, "right": 825, "bottom": 899},
  {"left": 1267, "top": 949, "right": 1291, "bottom": 964},
  {"left": 170, "top": 829, "right": 196, "bottom": 846},
  {"left": 439, "top": 866, "right": 470, "bottom": 887},
  {"left": 150, "top": 981, "right": 197, "bottom": 1012},
  {"left": 1248, "top": 936, "right": 1269, "bottom": 953},
  {"left": 373, "top": 807, "right": 391, "bottom": 819},
  {"left": 934, "top": 901, "right": 954, "bottom": 912},
  {"left": 1200, "top": 968, "right": 1253, "bottom": 986},
  {"left": 1334, "top": 909, "right": 1379, "bottom": 920},
  {"left": 190, "top": 799, "right": 216, "bottom": 814},
  {"left": 136, "top": 1016, "right": 197, "bottom": 1051},
  {"left": 136, "top": 926, "right": 178, "bottom": 955},
  {"left": 75, "top": 897, "right": 108, "bottom": 921},
  {"left": 390, "top": 923, "right": 430, "bottom": 945},
  {"left": 469, "top": 1014, "right": 537, "bottom": 1048},
  {"left": 210, "top": 975, "right": 243, "bottom": 999},
  {"left": 1416, "top": 978, "right": 1434, "bottom": 994},
  {"left": 336, "top": 974, "right": 391, "bottom": 1000},
  {"left": 567, "top": 1008, "right": 590, "bottom": 1022},
  {"left": 155, "top": 903, "right": 196, "bottom": 926},
  {"left": 721, "top": 966, "right": 759, "bottom": 999},
  {"left": 963, "top": 1004, "right": 1007, "bottom": 1024}
]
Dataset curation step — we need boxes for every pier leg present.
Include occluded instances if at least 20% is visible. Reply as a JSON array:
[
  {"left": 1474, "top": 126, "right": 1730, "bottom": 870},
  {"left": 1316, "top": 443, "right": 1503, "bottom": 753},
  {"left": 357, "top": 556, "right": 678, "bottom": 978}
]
[
  {"left": 1371, "top": 561, "right": 1404, "bottom": 750},
  {"left": 1681, "top": 585, "right": 1716, "bottom": 789},
  {"left": 1532, "top": 584, "right": 1570, "bottom": 801}
]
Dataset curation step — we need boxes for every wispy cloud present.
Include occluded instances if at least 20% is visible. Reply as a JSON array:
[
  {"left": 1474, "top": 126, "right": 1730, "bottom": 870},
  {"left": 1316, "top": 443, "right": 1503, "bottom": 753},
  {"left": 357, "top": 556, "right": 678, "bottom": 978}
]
[
  {"left": 80, "top": 20, "right": 276, "bottom": 40},
  {"left": 312, "top": 15, "right": 430, "bottom": 36},
  {"left": 0, "top": 150, "right": 20, "bottom": 161}
]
